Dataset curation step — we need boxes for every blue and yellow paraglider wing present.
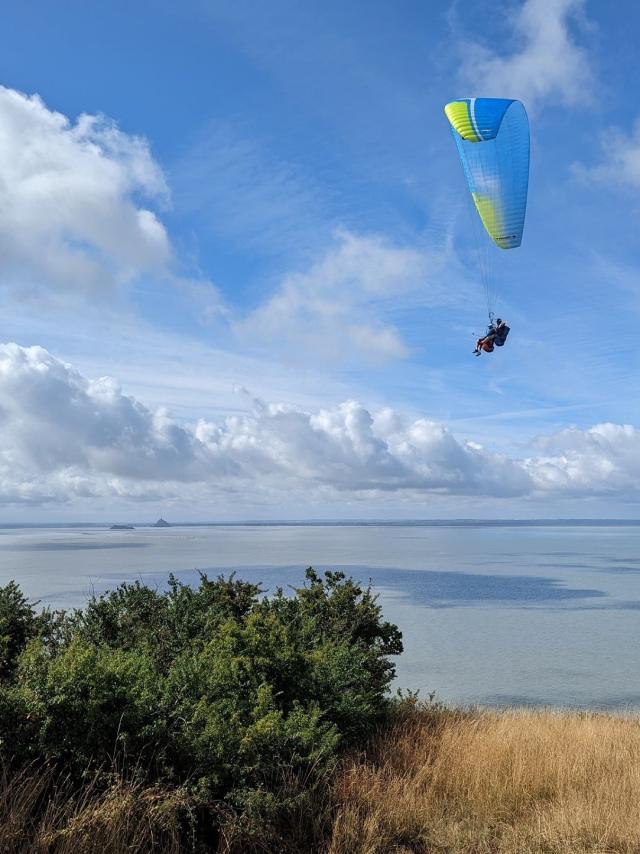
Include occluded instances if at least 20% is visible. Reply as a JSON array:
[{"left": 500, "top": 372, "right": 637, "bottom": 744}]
[{"left": 444, "top": 98, "right": 529, "bottom": 249}]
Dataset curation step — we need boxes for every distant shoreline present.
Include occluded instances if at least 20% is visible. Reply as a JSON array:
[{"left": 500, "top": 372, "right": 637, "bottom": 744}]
[{"left": 1, "top": 518, "right": 640, "bottom": 529}]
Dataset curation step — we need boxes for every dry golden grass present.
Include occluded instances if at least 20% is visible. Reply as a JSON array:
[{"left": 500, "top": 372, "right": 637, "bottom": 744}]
[
  {"left": 329, "top": 706, "right": 640, "bottom": 854},
  {"left": 0, "top": 762, "right": 191, "bottom": 853}
]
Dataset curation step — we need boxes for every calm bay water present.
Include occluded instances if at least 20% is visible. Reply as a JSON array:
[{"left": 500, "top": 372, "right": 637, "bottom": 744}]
[{"left": 1, "top": 521, "right": 639, "bottom": 710}]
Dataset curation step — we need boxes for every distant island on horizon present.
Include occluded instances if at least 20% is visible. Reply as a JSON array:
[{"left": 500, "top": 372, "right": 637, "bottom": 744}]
[{"left": 108, "top": 519, "right": 171, "bottom": 529}]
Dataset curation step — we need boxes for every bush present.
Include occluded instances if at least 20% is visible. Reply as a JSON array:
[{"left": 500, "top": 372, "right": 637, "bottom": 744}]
[
  {"left": 0, "top": 581, "right": 60, "bottom": 679},
  {"left": 0, "top": 568, "right": 402, "bottom": 847}
]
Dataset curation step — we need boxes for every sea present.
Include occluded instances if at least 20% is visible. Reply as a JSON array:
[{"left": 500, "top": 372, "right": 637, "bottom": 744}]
[{"left": 1, "top": 520, "right": 639, "bottom": 711}]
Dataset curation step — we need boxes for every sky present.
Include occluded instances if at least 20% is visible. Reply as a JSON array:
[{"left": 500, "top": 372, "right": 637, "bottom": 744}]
[{"left": 1, "top": 0, "right": 640, "bottom": 521}]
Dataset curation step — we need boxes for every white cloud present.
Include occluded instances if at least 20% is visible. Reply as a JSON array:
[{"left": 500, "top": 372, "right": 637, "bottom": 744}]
[
  {"left": 526, "top": 423, "right": 640, "bottom": 494},
  {"left": 4, "top": 343, "right": 640, "bottom": 510},
  {"left": 0, "top": 86, "right": 171, "bottom": 296},
  {"left": 0, "top": 343, "right": 526, "bottom": 504},
  {"left": 460, "top": 0, "right": 593, "bottom": 110},
  {"left": 0, "top": 344, "right": 214, "bottom": 485},
  {"left": 236, "top": 230, "right": 454, "bottom": 364}
]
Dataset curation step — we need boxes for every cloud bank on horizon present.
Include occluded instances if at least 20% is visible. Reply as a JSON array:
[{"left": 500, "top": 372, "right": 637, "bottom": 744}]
[{"left": 1, "top": 343, "right": 639, "bottom": 512}]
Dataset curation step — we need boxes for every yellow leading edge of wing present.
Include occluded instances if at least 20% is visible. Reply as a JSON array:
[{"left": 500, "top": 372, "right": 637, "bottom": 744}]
[{"left": 444, "top": 100, "right": 480, "bottom": 143}]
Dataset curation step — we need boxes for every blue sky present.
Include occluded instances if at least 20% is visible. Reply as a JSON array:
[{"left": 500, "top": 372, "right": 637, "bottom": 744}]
[{"left": 1, "top": 0, "right": 640, "bottom": 520}]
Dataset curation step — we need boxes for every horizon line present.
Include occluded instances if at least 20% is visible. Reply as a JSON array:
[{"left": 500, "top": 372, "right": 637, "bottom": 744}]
[{"left": 1, "top": 518, "right": 640, "bottom": 528}]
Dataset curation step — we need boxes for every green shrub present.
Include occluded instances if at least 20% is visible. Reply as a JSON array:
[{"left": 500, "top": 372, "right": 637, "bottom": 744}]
[
  {"left": 0, "top": 568, "right": 403, "bottom": 845},
  {"left": 0, "top": 581, "right": 61, "bottom": 680}
]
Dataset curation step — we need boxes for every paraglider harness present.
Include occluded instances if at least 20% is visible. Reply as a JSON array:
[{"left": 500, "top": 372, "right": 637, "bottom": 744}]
[
  {"left": 490, "top": 312, "right": 510, "bottom": 347},
  {"left": 475, "top": 313, "right": 510, "bottom": 355}
]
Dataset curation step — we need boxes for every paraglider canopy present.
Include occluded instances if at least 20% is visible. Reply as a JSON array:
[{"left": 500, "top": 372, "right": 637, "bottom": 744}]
[{"left": 444, "top": 98, "right": 529, "bottom": 250}]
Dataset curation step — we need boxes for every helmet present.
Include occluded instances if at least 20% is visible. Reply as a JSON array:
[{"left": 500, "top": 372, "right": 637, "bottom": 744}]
[{"left": 496, "top": 318, "right": 502, "bottom": 324}]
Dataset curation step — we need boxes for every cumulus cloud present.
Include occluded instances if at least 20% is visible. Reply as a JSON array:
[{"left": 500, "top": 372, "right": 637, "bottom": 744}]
[
  {"left": 459, "top": 0, "right": 593, "bottom": 111},
  {"left": 236, "top": 230, "right": 452, "bottom": 364},
  {"left": 525, "top": 423, "right": 640, "bottom": 494},
  {"left": 0, "top": 344, "right": 217, "bottom": 486},
  {"left": 4, "top": 343, "right": 640, "bottom": 508},
  {"left": 0, "top": 85, "right": 171, "bottom": 296},
  {"left": 0, "top": 342, "right": 529, "bottom": 504}
]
